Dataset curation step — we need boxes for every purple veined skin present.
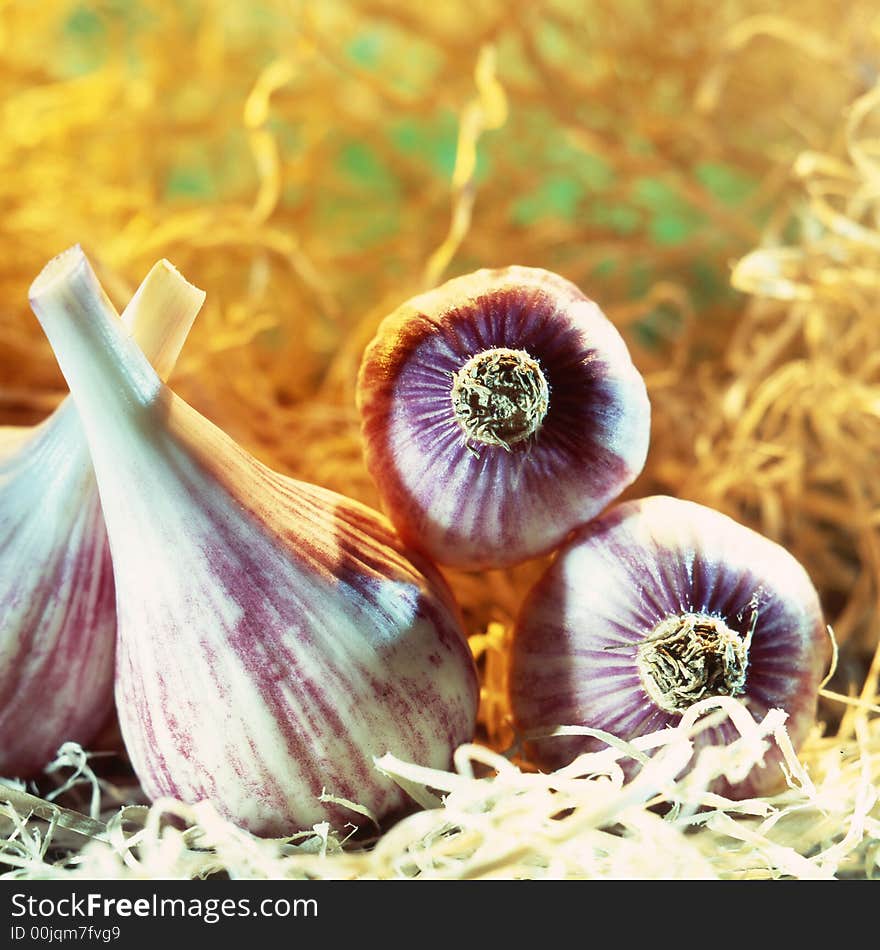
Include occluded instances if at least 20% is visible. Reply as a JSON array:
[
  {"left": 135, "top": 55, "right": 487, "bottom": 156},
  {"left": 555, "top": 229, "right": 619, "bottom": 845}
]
[
  {"left": 28, "top": 246, "right": 479, "bottom": 837},
  {"left": 509, "top": 495, "right": 831, "bottom": 799},
  {"left": 0, "top": 257, "right": 205, "bottom": 777},
  {"left": 357, "top": 266, "right": 651, "bottom": 570}
]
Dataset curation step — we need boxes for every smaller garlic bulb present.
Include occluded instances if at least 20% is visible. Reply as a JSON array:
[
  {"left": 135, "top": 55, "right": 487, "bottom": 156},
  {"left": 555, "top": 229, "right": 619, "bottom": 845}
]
[
  {"left": 356, "top": 266, "right": 651, "bottom": 569},
  {"left": 1, "top": 255, "right": 205, "bottom": 776},
  {"left": 509, "top": 496, "right": 830, "bottom": 798}
]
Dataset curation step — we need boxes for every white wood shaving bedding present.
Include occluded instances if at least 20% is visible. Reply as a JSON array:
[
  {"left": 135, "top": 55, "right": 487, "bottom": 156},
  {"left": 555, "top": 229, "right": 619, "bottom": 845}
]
[{"left": 1, "top": 695, "right": 877, "bottom": 880}]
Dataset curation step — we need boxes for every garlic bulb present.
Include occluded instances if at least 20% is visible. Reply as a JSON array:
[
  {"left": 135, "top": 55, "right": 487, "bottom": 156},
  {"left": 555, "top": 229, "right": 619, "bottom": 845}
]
[
  {"left": 356, "top": 266, "right": 651, "bottom": 569},
  {"left": 508, "top": 496, "right": 830, "bottom": 798},
  {"left": 28, "top": 247, "right": 479, "bottom": 836},
  {"left": 1, "top": 253, "right": 205, "bottom": 777}
]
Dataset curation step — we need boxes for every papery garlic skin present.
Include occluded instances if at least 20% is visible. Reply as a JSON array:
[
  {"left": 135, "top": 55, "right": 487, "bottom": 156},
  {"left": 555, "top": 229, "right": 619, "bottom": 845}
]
[
  {"left": 0, "top": 253, "right": 205, "bottom": 777},
  {"left": 357, "top": 266, "right": 651, "bottom": 569},
  {"left": 29, "top": 250, "right": 479, "bottom": 835},
  {"left": 509, "top": 496, "right": 830, "bottom": 798}
]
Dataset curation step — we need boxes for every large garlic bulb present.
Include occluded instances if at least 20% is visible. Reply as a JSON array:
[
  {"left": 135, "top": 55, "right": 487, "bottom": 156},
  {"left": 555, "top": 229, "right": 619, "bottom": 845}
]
[
  {"left": 0, "top": 257, "right": 205, "bottom": 776},
  {"left": 28, "top": 246, "right": 479, "bottom": 836}
]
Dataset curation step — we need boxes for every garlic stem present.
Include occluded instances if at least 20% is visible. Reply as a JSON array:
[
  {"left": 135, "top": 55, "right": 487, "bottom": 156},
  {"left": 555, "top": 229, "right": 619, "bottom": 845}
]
[
  {"left": 29, "top": 246, "right": 167, "bottom": 416},
  {"left": 121, "top": 259, "right": 206, "bottom": 381}
]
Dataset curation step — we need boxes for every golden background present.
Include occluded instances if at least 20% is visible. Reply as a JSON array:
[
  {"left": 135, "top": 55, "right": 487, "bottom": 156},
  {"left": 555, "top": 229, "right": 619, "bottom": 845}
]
[{"left": 2, "top": 0, "right": 879, "bottom": 876}]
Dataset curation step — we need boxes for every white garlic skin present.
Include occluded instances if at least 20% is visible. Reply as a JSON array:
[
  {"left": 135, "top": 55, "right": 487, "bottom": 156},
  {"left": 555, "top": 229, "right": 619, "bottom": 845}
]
[
  {"left": 29, "top": 250, "right": 479, "bottom": 836},
  {"left": 509, "top": 496, "right": 830, "bottom": 798},
  {"left": 1, "top": 255, "right": 204, "bottom": 778},
  {"left": 357, "top": 266, "right": 651, "bottom": 569}
]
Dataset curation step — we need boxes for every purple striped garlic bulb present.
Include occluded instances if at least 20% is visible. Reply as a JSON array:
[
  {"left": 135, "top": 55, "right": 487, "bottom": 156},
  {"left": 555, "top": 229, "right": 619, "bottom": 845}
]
[
  {"left": 509, "top": 496, "right": 830, "bottom": 798},
  {"left": 28, "top": 246, "right": 479, "bottom": 836},
  {"left": 0, "top": 257, "right": 205, "bottom": 777},
  {"left": 356, "top": 266, "right": 651, "bottom": 569}
]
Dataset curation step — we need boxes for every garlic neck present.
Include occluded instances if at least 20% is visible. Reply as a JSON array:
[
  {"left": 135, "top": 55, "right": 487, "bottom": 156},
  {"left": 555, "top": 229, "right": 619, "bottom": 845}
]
[
  {"left": 29, "top": 247, "right": 162, "bottom": 421},
  {"left": 450, "top": 347, "right": 549, "bottom": 451},
  {"left": 636, "top": 612, "right": 751, "bottom": 713}
]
